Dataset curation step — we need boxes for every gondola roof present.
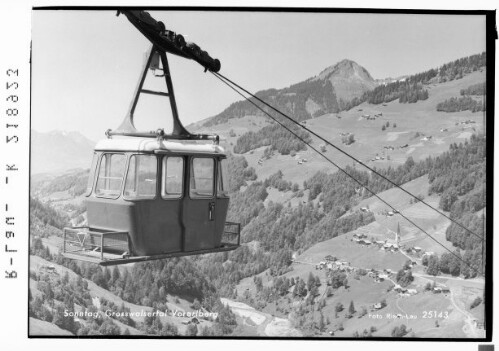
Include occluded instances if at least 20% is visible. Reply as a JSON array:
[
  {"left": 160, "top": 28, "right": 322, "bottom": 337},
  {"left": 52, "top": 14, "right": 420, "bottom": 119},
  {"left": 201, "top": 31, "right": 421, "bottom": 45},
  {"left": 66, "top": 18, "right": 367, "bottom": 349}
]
[{"left": 94, "top": 137, "right": 225, "bottom": 154}]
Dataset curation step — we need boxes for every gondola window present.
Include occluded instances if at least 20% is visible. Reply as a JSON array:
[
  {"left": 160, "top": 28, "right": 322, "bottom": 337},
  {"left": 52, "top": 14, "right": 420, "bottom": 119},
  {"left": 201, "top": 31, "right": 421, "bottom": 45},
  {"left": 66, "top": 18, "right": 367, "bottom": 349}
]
[
  {"left": 162, "top": 156, "right": 184, "bottom": 198},
  {"left": 85, "top": 153, "right": 98, "bottom": 196},
  {"left": 190, "top": 158, "right": 214, "bottom": 198},
  {"left": 95, "top": 153, "right": 126, "bottom": 198},
  {"left": 218, "top": 158, "right": 229, "bottom": 197},
  {"left": 124, "top": 154, "right": 158, "bottom": 199}
]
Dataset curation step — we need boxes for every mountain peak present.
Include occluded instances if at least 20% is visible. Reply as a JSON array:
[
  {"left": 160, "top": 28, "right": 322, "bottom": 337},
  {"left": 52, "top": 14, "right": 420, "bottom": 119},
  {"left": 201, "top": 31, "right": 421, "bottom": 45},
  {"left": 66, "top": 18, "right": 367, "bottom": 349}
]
[
  {"left": 314, "top": 59, "right": 377, "bottom": 102},
  {"left": 316, "top": 59, "right": 374, "bottom": 82}
]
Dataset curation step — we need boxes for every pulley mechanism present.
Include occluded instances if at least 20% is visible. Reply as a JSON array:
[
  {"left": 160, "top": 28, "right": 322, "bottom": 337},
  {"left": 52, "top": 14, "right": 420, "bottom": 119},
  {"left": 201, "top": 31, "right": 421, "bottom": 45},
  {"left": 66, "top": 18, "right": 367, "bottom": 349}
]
[
  {"left": 117, "top": 10, "right": 221, "bottom": 72},
  {"left": 108, "top": 10, "right": 221, "bottom": 143}
]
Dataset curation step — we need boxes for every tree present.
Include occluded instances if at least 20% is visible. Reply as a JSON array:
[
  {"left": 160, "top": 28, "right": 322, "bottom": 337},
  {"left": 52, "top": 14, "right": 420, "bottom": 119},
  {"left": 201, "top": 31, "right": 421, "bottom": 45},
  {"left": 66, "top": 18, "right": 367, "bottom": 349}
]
[
  {"left": 253, "top": 276, "right": 263, "bottom": 291},
  {"left": 162, "top": 322, "right": 179, "bottom": 336},
  {"left": 318, "top": 312, "right": 325, "bottom": 332},
  {"left": 380, "top": 299, "right": 387, "bottom": 308},
  {"left": 391, "top": 324, "right": 408, "bottom": 337},
  {"left": 315, "top": 275, "right": 321, "bottom": 287},
  {"left": 330, "top": 271, "right": 348, "bottom": 289},
  {"left": 62, "top": 271, "right": 69, "bottom": 285},
  {"left": 307, "top": 272, "right": 316, "bottom": 291},
  {"left": 470, "top": 297, "right": 482, "bottom": 309},
  {"left": 335, "top": 302, "right": 344, "bottom": 313},
  {"left": 427, "top": 255, "right": 440, "bottom": 276},
  {"left": 112, "top": 266, "right": 121, "bottom": 284},
  {"left": 99, "top": 319, "right": 121, "bottom": 335},
  {"left": 191, "top": 298, "right": 202, "bottom": 310},
  {"left": 348, "top": 134, "right": 355, "bottom": 145},
  {"left": 185, "top": 324, "right": 198, "bottom": 336},
  {"left": 348, "top": 300, "right": 356, "bottom": 315},
  {"left": 359, "top": 306, "right": 368, "bottom": 318}
]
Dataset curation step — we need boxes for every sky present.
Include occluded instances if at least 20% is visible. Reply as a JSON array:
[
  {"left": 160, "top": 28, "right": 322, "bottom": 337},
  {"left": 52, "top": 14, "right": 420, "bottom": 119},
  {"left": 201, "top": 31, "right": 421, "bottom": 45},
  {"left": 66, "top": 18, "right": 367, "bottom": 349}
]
[{"left": 31, "top": 10, "right": 487, "bottom": 142}]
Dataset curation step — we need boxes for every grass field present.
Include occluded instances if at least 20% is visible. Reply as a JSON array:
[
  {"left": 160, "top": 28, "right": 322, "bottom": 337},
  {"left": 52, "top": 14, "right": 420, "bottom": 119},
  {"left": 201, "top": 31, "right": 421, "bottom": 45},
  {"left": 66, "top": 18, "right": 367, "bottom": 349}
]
[{"left": 29, "top": 317, "right": 74, "bottom": 336}]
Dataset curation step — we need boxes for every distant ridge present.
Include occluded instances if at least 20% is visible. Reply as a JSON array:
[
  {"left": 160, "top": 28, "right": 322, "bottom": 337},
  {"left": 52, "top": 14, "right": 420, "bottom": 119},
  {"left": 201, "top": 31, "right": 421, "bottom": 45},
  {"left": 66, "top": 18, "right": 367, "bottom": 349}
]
[
  {"left": 202, "top": 59, "right": 377, "bottom": 127},
  {"left": 31, "top": 130, "right": 95, "bottom": 175}
]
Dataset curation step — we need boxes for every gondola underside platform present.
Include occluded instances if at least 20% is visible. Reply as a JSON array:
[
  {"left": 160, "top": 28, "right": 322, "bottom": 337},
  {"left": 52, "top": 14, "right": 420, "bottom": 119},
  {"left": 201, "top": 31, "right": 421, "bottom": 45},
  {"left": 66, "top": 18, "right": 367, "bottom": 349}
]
[
  {"left": 62, "top": 243, "right": 239, "bottom": 266},
  {"left": 61, "top": 223, "right": 240, "bottom": 266}
]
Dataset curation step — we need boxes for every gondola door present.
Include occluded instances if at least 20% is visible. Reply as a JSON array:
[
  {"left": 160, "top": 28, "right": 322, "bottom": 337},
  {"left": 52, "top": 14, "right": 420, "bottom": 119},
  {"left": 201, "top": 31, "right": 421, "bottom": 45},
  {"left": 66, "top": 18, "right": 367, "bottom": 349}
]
[{"left": 183, "top": 156, "right": 217, "bottom": 251}]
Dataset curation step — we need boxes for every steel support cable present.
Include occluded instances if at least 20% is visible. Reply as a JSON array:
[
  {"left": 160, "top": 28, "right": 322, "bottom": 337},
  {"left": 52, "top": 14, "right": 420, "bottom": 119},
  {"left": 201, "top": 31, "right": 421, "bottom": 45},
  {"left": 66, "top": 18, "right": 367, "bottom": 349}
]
[
  {"left": 212, "top": 72, "right": 484, "bottom": 276},
  {"left": 212, "top": 71, "right": 485, "bottom": 244}
]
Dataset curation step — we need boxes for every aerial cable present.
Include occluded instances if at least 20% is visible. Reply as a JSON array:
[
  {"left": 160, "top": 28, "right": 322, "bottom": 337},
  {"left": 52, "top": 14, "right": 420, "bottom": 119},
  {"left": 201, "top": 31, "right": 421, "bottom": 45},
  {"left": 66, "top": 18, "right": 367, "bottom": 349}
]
[
  {"left": 211, "top": 72, "right": 484, "bottom": 276},
  {"left": 211, "top": 71, "right": 485, "bottom": 243}
]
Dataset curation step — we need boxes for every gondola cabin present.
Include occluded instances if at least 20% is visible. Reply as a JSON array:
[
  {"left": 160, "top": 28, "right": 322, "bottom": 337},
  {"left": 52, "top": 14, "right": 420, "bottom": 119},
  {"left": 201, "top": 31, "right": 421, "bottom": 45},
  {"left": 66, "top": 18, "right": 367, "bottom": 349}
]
[
  {"left": 62, "top": 10, "right": 240, "bottom": 265},
  {"left": 63, "top": 137, "right": 240, "bottom": 265}
]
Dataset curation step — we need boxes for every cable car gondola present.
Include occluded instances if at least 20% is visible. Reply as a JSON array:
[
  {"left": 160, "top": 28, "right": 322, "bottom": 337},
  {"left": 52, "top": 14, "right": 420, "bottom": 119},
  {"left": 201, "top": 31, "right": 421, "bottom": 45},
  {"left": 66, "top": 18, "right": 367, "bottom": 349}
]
[{"left": 62, "top": 10, "right": 240, "bottom": 266}]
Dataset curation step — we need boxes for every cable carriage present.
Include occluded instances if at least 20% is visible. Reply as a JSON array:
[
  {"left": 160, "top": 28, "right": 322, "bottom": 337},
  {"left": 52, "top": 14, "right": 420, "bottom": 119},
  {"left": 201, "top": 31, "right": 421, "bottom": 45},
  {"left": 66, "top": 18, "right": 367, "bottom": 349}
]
[{"left": 63, "top": 10, "right": 240, "bottom": 265}]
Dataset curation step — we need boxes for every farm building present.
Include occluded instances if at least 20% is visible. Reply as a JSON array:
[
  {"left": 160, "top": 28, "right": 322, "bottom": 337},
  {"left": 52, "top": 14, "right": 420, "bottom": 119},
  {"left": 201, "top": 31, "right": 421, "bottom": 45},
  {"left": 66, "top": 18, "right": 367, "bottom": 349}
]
[
  {"left": 393, "top": 285, "right": 407, "bottom": 293},
  {"left": 383, "top": 243, "right": 394, "bottom": 250}
]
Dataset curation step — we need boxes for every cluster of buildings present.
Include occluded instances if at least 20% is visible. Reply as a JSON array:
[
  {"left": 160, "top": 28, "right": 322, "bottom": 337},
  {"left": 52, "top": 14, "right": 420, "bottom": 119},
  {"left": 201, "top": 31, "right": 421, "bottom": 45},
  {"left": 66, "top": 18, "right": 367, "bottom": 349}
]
[
  {"left": 351, "top": 232, "right": 401, "bottom": 252},
  {"left": 38, "top": 264, "right": 57, "bottom": 274},
  {"left": 371, "top": 155, "right": 386, "bottom": 161},
  {"left": 432, "top": 285, "right": 450, "bottom": 294},
  {"left": 459, "top": 119, "right": 477, "bottom": 125},
  {"left": 316, "top": 256, "right": 353, "bottom": 273},
  {"left": 352, "top": 233, "right": 372, "bottom": 246},
  {"left": 393, "top": 284, "right": 418, "bottom": 296},
  {"left": 361, "top": 114, "right": 377, "bottom": 120},
  {"left": 367, "top": 269, "right": 390, "bottom": 283}
]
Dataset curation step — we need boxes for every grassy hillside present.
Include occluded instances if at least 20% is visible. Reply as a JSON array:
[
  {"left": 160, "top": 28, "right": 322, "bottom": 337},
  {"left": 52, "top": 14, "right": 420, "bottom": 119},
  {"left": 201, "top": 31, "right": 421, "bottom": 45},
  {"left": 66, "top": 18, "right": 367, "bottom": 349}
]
[
  {"left": 29, "top": 255, "right": 219, "bottom": 336},
  {"left": 29, "top": 317, "right": 74, "bottom": 336},
  {"left": 194, "top": 70, "right": 485, "bottom": 188}
]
